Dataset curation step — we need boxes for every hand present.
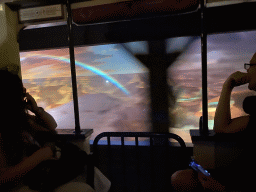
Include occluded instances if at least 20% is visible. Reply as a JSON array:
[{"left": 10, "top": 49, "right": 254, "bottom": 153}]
[
  {"left": 198, "top": 172, "right": 226, "bottom": 192},
  {"left": 24, "top": 92, "right": 38, "bottom": 113},
  {"left": 34, "top": 146, "right": 56, "bottom": 161},
  {"left": 43, "top": 142, "right": 56, "bottom": 154},
  {"left": 225, "top": 71, "right": 249, "bottom": 88}
]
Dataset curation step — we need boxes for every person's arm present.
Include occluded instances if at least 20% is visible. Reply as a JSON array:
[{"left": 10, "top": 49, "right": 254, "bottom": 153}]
[
  {"left": 25, "top": 92, "right": 57, "bottom": 131},
  {"left": 0, "top": 147, "right": 54, "bottom": 185},
  {"left": 33, "top": 106, "right": 57, "bottom": 131},
  {"left": 214, "top": 71, "right": 250, "bottom": 133}
]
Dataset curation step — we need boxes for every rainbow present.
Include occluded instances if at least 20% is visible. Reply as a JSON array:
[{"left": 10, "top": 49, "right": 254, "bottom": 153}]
[{"left": 22, "top": 53, "right": 130, "bottom": 95}]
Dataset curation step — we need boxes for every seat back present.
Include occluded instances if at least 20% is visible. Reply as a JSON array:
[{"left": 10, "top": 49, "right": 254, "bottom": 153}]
[{"left": 92, "top": 132, "right": 189, "bottom": 192}]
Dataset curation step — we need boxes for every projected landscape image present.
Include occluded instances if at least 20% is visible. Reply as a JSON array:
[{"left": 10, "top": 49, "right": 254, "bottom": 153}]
[
  {"left": 20, "top": 44, "right": 150, "bottom": 139},
  {"left": 169, "top": 31, "right": 256, "bottom": 131},
  {"left": 20, "top": 31, "right": 256, "bottom": 140}
]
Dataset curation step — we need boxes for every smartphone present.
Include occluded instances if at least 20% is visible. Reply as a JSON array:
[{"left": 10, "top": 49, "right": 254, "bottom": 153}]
[{"left": 189, "top": 159, "right": 211, "bottom": 177}]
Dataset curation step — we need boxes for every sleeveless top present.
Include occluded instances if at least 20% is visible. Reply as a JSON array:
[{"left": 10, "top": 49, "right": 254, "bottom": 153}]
[{"left": 212, "top": 115, "right": 256, "bottom": 190}]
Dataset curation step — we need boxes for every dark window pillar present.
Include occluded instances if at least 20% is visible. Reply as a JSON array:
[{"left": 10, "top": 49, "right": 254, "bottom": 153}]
[{"left": 136, "top": 40, "right": 180, "bottom": 133}]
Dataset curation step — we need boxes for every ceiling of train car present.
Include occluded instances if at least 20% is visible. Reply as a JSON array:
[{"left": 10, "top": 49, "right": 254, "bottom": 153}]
[
  {"left": 3, "top": 0, "right": 90, "bottom": 10},
  {"left": 3, "top": 0, "right": 256, "bottom": 12},
  {"left": 3, "top": 0, "right": 256, "bottom": 10}
]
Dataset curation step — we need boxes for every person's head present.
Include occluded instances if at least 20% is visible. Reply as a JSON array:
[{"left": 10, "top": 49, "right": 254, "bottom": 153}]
[
  {"left": 0, "top": 70, "right": 28, "bottom": 165},
  {"left": 246, "top": 53, "right": 256, "bottom": 91},
  {"left": 0, "top": 70, "right": 26, "bottom": 132}
]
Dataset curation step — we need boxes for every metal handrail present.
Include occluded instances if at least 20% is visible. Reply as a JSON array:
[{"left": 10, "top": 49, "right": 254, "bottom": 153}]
[
  {"left": 93, "top": 132, "right": 186, "bottom": 149},
  {"left": 90, "top": 132, "right": 188, "bottom": 191}
]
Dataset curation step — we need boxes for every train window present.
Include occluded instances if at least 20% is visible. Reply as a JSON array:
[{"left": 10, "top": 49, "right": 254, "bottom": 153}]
[
  {"left": 168, "top": 36, "right": 202, "bottom": 143},
  {"left": 20, "top": 48, "right": 75, "bottom": 128},
  {"left": 73, "top": 43, "right": 150, "bottom": 140},
  {"left": 20, "top": 30, "right": 256, "bottom": 144},
  {"left": 207, "top": 31, "right": 256, "bottom": 126},
  {"left": 168, "top": 31, "right": 256, "bottom": 143},
  {"left": 20, "top": 43, "right": 150, "bottom": 141}
]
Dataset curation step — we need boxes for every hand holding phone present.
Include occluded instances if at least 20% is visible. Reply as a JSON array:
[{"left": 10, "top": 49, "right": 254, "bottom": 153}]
[
  {"left": 189, "top": 159, "right": 211, "bottom": 177},
  {"left": 189, "top": 159, "right": 226, "bottom": 191}
]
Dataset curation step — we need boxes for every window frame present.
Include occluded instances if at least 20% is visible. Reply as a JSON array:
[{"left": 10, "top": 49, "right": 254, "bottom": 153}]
[{"left": 18, "top": 1, "right": 256, "bottom": 137}]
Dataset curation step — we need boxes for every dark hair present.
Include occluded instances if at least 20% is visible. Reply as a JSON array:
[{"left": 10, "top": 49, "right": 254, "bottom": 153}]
[
  {"left": 243, "top": 96, "right": 256, "bottom": 115},
  {"left": 0, "top": 70, "right": 28, "bottom": 166}
]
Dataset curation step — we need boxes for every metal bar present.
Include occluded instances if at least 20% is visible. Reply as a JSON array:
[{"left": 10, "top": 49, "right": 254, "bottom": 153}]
[
  {"left": 201, "top": 0, "right": 208, "bottom": 135},
  {"left": 107, "top": 136, "right": 111, "bottom": 146},
  {"left": 150, "top": 137, "right": 153, "bottom": 146},
  {"left": 150, "top": 137, "right": 154, "bottom": 192},
  {"left": 165, "top": 139, "right": 170, "bottom": 191},
  {"left": 135, "top": 137, "right": 139, "bottom": 147},
  {"left": 106, "top": 136, "right": 112, "bottom": 188},
  {"left": 66, "top": 0, "right": 81, "bottom": 134},
  {"left": 135, "top": 136, "right": 140, "bottom": 192},
  {"left": 121, "top": 136, "right": 126, "bottom": 192},
  {"left": 121, "top": 136, "right": 125, "bottom": 146}
]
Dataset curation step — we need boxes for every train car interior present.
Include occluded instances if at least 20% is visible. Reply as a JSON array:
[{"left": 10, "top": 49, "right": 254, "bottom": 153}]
[{"left": 1, "top": 0, "right": 256, "bottom": 191}]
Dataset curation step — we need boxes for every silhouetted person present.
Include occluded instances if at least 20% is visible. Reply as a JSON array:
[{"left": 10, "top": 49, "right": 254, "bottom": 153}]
[
  {"left": 0, "top": 70, "right": 57, "bottom": 190},
  {"left": 171, "top": 52, "right": 256, "bottom": 191}
]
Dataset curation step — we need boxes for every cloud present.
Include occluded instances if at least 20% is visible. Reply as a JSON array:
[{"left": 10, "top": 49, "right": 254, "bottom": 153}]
[
  {"left": 23, "top": 65, "right": 57, "bottom": 79},
  {"left": 171, "top": 31, "right": 256, "bottom": 70},
  {"left": 208, "top": 32, "right": 256, "bottom": 55},
  {"left": 75, "top": 51, "right": 112, "bottom": 65},
  {"left": 123, "top": 41, "right": 149, "bottom": 54}
]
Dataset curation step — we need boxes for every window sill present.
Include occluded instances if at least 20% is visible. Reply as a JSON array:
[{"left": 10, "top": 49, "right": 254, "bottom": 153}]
[
  {"left": 56, "top": 129, "right": 93, "bottom": 141},
  {"left": 190, "top": 129, "right": 215, "bottom": 142},
  {"left": 190, "top": 129, "right": 243, "bottom": 142},
  {"left": 190, "top": 129, "right": 243, "bottom": 169}
]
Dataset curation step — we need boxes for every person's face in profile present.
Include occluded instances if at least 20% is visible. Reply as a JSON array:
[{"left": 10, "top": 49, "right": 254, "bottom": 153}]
[{"left": 247, "top": 57, "right": 256, "bottom": 91}]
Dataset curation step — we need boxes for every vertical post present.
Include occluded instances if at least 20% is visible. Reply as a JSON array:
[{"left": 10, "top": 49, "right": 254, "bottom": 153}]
[
  {"left": 201, "top": 0, "right": 208, "bottom": 135},
  {"left": 66, "top": 0, "right": 81, "bottom": 134}
]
